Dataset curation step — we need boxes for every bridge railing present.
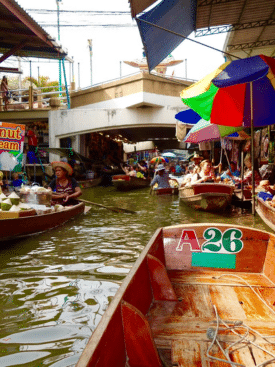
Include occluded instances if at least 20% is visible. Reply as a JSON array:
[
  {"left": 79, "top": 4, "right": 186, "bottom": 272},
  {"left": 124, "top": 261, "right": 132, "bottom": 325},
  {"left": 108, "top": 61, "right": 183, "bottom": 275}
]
[{"left": 0, "top": 85, "right": 69, "bottom": 111}]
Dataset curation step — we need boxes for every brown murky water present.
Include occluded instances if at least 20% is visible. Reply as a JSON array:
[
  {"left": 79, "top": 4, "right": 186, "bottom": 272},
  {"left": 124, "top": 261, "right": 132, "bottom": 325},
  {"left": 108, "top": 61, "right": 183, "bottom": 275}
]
[{"left": 0, "top": 186, "right": 269, "bottom": 366}]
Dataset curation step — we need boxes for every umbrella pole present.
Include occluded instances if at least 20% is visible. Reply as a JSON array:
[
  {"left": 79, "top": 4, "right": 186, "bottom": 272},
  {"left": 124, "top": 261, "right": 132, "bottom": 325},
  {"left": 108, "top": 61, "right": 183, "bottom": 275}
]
[{"left": 250, "top": 82, "right": 255, "bottom": 215}]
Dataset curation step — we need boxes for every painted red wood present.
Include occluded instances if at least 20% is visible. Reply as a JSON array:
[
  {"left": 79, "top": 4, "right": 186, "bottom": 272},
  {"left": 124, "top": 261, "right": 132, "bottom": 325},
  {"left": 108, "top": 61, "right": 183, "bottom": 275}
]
[
  {"left": 192, "top": 183, "right": 234, "bottom": 195},
  {"left": 148, "top": 229, "right": 166, "bottom": 266},
  {"left": 0, "top": 202, "right": 85, "bottom": 242},
  {"left": 122, "top": 301, "right": 162, "bottom": 367},
  {"left": 147, "top": 255, "right": 177, "bottom": 301},
  {"left": 123, "top": 259, "right": 153, "bottom": 316},
  {"left": 86, "top": 306, "right": 126, "bottom": 367}
]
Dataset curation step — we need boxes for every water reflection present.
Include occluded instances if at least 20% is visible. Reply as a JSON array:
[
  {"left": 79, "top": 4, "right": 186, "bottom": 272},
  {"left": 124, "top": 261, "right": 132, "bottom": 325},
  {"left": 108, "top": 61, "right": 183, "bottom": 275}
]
[{"left": 0, "top": 186, "right": 269, "bottom": 366}]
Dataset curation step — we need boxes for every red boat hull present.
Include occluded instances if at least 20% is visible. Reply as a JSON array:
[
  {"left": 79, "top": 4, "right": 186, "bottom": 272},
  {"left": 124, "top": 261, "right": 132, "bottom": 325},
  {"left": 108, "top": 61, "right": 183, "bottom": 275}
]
[{"left": 0, "top": 202, "right": 85, "bottom": 242}]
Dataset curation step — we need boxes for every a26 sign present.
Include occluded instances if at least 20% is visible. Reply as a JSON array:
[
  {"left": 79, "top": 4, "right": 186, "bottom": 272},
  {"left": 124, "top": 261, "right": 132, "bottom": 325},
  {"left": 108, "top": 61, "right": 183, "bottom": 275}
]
[{"left": 176, "top": 227, "right": 244, "bottom": 254}]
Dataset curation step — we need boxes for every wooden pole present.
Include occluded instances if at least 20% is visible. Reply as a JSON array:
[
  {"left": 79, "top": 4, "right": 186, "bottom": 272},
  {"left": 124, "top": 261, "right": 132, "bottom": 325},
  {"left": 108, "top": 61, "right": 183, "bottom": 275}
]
[
  {"left": 250, "top": 82, "right": 255, "bottom": 215},
  {"left": 78, "top": 198, "right": 136, "bottom": 214}
]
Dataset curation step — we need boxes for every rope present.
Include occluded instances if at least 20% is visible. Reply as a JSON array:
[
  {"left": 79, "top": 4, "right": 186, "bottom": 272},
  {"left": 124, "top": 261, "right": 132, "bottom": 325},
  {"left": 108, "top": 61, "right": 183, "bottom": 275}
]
[{"left": 205, "top": 274, "right": 275, "bottom": 366}]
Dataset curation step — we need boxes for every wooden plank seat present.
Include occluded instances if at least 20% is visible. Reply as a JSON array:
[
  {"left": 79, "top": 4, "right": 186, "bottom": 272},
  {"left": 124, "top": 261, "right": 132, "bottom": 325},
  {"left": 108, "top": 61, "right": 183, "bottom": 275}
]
[{"left": 147, "top": 270, "right": 275, "bottom": 366}]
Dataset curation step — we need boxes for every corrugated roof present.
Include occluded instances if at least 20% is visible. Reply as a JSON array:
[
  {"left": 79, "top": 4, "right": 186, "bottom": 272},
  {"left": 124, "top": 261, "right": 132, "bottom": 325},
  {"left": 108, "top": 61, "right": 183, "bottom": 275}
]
[
  {"left": 196, "top": 0, "right": 275, "bottom": 60},
  {"left": 0, "top": 0, "right": 68, "bottom": 60}
]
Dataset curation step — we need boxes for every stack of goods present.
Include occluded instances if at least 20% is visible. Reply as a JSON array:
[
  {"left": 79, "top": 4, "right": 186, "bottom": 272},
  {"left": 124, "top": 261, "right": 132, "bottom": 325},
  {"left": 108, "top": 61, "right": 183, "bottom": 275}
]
[
  {"left": 0, "top": 192, "right": 35, "bottom": 218},
  {"left": 0, "top": 189, "right": 65, "bottom": 219},
  {"left": 19, "top": 186, "right": 52, "bottom": 207}
]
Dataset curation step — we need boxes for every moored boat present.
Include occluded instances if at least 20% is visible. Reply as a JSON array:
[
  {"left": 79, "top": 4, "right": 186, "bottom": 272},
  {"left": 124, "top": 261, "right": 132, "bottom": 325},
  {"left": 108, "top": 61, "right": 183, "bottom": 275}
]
[
  {"left": 0, "top": 201, "right": 86, "bottom": 242},
  {"left": 112, "top": 174, "right": 151, "bottom": 191},
  {"left": 256, "top": 196, "right": 275, "bottom": 232},
  {"left": 78, "top": 177, "right": 102, "bottom": 189},
  {"left": 76, "top": 223, "right": 275, "bottom": 367},
  {"left": 179, "top": 182, "right": 234, "bottom": 211}
]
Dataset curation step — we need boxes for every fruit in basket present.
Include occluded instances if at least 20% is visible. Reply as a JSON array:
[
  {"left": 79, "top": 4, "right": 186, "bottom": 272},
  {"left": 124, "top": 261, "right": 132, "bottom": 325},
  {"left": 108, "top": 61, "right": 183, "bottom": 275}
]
[
  {"left": 18, "top": 203, "right": 31, "bottom": 210},
  {"left": 0, "top": 193, "right": 6, "bottom": 200},
  {"left": 8, "top": 192, "right": 20, "bottom": 205},
  {"left": 9, "top": 205, "right": 20, "bottom": 212},
  {"left": 1, "top": 198, "right": 12, "bottom": 211}
]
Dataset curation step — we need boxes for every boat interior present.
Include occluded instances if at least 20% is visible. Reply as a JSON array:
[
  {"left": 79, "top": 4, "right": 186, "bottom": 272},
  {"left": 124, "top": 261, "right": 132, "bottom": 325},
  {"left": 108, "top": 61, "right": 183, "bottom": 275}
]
[{"left": 76, "top": 224, "right": 275, "bottom": 367}]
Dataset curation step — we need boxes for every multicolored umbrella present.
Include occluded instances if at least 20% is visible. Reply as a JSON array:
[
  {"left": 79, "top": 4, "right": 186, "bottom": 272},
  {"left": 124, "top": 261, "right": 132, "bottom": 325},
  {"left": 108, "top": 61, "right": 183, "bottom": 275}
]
[
  {"left": 181, "top": 55, "right": 275, "bottom": 215},
  {"left": 182, "top": 117, "right": 242, "bottom": 144},
  {"left": 180, "top": 55, "right": 275, "bottom": 128},
  {"left": 150, "top": 156, "right": 166, "bottom": 164}
]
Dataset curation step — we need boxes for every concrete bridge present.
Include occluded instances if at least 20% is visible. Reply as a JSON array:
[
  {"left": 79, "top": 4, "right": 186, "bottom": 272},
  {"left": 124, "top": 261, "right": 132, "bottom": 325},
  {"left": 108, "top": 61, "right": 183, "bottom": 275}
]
[
  {"left": 48, "top": 72, "right": 193, "bottom": 155},
  {"left": 0, "top": 72, "right": 194, "bottom": 158}
]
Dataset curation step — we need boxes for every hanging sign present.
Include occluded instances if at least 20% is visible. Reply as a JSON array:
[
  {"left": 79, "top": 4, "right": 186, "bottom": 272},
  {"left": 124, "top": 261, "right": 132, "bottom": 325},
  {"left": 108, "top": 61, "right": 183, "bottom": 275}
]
[{"left": 0, "top": 122, "right": 25, "bottom": 172}]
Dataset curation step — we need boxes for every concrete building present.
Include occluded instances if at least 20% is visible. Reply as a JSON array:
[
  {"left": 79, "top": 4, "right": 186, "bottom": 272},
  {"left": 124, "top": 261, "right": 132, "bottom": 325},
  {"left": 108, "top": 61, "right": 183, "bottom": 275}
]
[{"left": 48, "top": 72, "right": 193, "bottom": 162}]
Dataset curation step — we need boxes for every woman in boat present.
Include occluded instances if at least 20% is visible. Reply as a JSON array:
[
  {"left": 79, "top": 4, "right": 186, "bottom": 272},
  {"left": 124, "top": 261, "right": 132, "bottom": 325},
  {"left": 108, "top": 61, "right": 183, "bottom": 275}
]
[
  {"left": 121, "top": 163, "right": 137, "bottom": 177},
  {"left": 192, "top": 159, "right": 216, "bottom": 184},
  {"left": 150, "top": 164, "right": 171, "bottom": 189},
  {"left": 49, "top": 161, "right": 82, "bottom": 205},
  {"left": 221, "top": 161, "right": 240, "bottom": 184},
  {"left": 234, "top": 155, "right": 262, "bottom": 187}
]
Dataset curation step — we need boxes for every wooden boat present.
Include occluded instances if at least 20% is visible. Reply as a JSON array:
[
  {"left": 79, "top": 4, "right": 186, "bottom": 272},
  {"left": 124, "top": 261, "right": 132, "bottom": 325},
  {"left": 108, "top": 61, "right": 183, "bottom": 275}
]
[
  {"left": 151, "top": 178, "right": 179, "bottom": 195},
  {"left": 78, "top": 177, "right": 102, "bottom": 189},
  {"left": 256, "top": 196, "right": 275, "bottom": 232},
  {"left": 76, "top": 223, "right": 275, "bottom": 367},
  {"left": 151, "top": 187, "right": 179, "bottom": 195},
  {"left": 0, "top": 201, "right": 86, "bottom": 242},
  {"left": 112, "top": 174, "right": 151, "bottom": 191},
  {"left": 179, "top": 183, "right": 234, "bottom": 211}
]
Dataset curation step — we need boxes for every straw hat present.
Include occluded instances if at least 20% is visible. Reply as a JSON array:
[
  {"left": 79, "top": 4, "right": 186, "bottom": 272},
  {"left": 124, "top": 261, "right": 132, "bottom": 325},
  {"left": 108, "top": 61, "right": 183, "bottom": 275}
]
[
  {"left": 155, "top": 164, "right": 166, "bottom": 172},
  {"left": 52, "top": 161, "right": 73, "bottom": 176},
  {"left": 191, "top": 153, "right": 203, "bottom": 161}
]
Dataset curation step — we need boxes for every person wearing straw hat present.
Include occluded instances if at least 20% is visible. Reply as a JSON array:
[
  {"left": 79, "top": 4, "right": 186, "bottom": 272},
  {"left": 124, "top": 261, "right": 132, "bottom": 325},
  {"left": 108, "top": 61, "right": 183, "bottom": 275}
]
[
  {"left": 191, "top": 152, "right": 203, "bottom": 171},
  {"left": 150, "top": 164, "right": 171, "bottom": 189},
  {"left": 49, "top": 161, "right": 82, "bottom": 205}
]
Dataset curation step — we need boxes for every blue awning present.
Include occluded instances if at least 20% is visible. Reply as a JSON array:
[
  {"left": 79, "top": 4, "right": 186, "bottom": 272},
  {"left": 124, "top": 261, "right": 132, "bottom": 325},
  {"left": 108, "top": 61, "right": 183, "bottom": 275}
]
[{"left": 136, "top": 0, "right": 197, "bottom": 72}]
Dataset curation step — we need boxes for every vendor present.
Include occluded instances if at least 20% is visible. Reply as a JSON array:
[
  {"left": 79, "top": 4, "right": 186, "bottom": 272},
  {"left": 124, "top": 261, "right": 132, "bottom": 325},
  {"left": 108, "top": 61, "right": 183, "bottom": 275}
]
[
  {"left": 221, "top": 161, "right": 240, "bottom": 184},
  {"left": 49, "top": 161, "right": 82, "bottom": 205},
  {"left": 150, "top": 164, "right": 171, "bottom": 189}
]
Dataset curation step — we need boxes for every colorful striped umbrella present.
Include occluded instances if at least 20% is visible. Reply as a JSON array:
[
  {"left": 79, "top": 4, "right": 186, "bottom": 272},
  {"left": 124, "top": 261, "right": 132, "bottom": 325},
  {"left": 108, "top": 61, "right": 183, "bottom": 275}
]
[
  {"left": 183, "top": 118, "right": 242, "bottom": 144},
  {"left": 180, "top": 55, "right": 275, "bottom": 128}
]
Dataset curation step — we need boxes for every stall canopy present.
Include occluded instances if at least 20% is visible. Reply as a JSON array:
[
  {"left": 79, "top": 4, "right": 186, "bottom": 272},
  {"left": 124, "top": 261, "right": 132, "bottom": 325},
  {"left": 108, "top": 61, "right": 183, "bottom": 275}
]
[
  {"left": 0, "top": 0, "right": 68, "bottom": 72},
  {"left": 130, "top": 0, "right": 275, "bottom": 71},
  {"left": 136, "top": 0, "right": 196, "bottom": 72}
]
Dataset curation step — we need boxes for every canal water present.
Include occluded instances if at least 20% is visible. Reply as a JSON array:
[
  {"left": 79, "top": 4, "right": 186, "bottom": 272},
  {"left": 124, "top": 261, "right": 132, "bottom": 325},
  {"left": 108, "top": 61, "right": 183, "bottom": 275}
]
[{"left": 0, "top": 186, "right": 270, "bottom": 367}]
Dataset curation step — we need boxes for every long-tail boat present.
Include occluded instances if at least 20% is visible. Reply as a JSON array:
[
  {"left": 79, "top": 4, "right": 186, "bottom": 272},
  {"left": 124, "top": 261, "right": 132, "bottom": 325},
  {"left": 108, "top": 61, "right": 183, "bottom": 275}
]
[
  {"left": 256, "top": 196, "right": 275, "bottom": 232},
  {"left": 76, "top": 222, "right": 275, "bottom": 367},
  {"left": 151, "top": 179, "right": 179, "bottom": 195},
  {"left": 179, "top": 183, "right": 234, "bottom": 211},
  {"left": 0, "top": 201, "right": 86, "bottom": 242},
  {"left": 112, "top": 174, "right": 151, "bottom": 191}
]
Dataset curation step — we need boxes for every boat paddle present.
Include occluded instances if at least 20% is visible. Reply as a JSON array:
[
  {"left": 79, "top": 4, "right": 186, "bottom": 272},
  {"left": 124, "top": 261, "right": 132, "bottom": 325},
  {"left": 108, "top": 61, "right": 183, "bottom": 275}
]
[{"left": 79, "top": 198, "right": 136, "bottom": 214}]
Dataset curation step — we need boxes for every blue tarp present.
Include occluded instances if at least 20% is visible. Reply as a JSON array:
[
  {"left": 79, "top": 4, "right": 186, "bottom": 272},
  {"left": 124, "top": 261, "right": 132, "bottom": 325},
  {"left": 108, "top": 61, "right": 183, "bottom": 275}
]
[{"left": 136, "top": 0, "right": 197, "bottom": 72}]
